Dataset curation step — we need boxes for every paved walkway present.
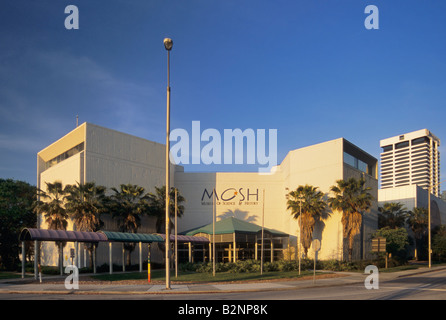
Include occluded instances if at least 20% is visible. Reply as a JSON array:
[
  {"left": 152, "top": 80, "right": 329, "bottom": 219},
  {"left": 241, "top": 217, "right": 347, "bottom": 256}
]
[{"left": 1, "top": 265, "right": 445, "bottom": 296}]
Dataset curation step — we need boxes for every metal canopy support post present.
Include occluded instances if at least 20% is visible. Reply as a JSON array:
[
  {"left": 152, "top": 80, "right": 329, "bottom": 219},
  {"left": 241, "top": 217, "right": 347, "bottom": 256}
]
[
  {"left": 271, "top": 237, "right": 274, "bottom": 263},
  {"left": 34, "top": 240, "right": 38, "bottom": 279},
  {"left": 75, "top": 241, "right": 78, "bottom": 268},
  {"left": 109, "top": 242, "right": 113, "bottom": 274},
  {"left": 84, "top": 247, "right": 87, "bottom": 268},
  {"left": 229, "top": 244, "right": 232, "bottom": 262},
  {"left": 255, "top": 242, "right": 258, "bottom": 260},
  {"left": 188, "top": 242, "right": 192, "bottom": 263},
  {"left": 93, "top": 244, "right": 96, "bottom": 274},
  {"left": 233, "top": 233, "right": 236, "bottom": 263},
  {"left": 21, "top": 241, "right": 25, "bottom": 279},
  {"left": 139, "top": 241, "right": 142, "bottom": 273},
  {"left": 59, "top": 244, "right": 63, "bottom": 275},
  {"left": 202, "top": 244, "right": 205, "bottom": 262},
  {"left": 209, "top": 242, "right": 212, "bottom": 263},
  {"left": 122, "top": 243, "right": 125, "bottom": 272}
]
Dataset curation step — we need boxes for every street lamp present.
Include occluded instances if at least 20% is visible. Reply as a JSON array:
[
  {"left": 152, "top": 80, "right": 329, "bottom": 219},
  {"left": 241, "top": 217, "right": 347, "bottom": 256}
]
[
  {"left": 428, "top": 179, "right": 446, "bottom": 269},
  {"left": 164, "top": 37, "right": 173, "bottom": 290}
]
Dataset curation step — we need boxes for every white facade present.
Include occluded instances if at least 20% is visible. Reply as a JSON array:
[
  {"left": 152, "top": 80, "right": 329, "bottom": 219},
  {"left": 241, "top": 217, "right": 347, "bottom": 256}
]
[
  {"left": 380, "top": 129, "right": 440, "bottom": 196},
  {"left": 176, "top": 137, "right": 379, "bottom": 261},
  {"left": 37, "top": 123, "right": 379, "bottom": 265},
  {"left": 37, "top": 123, "right": 177, "bottom": 266}
]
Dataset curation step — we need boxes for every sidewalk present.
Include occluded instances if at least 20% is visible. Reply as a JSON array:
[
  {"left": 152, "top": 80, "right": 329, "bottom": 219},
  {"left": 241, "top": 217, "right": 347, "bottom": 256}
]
[{"left": 1, "top": 265, "right": 445, "bottom": 296}]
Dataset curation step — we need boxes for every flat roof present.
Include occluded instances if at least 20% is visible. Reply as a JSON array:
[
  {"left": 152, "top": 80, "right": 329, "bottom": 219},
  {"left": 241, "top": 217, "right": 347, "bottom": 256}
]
[{"left": 380, "top": 129, "right": 440, "bottom": 147}]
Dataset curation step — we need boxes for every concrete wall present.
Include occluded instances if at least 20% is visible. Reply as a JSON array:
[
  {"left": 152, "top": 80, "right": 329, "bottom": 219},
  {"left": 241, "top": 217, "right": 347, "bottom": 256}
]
[
  {"left": 84, "top": 123, "right": 173, "bottom": 192},
  {"left": 37, "top": 123, "right": 172, "bottom": 267}
]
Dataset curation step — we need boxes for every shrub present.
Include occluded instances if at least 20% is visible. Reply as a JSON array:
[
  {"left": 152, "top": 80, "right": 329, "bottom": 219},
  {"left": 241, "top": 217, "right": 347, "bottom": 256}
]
[
  {"left": 179, "top": 256, "right": 408, "bottom": 274},
  {"left": 432, "top": 225, "right": 446, "bottom": 262},
  {"left": 372, "top": 227, "right": 410, "bottom": 261}
]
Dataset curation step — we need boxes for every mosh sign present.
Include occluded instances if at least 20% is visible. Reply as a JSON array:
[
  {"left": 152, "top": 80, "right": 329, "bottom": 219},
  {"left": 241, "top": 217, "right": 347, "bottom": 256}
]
[{"left": 201, "top": 188, "right": 260, "bottom": 206}]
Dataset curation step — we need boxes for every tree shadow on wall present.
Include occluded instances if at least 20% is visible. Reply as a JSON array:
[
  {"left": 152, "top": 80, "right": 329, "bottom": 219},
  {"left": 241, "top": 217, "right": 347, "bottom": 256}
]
[{"left": 218, "top": 209, "right": 258, "bottom": 223}]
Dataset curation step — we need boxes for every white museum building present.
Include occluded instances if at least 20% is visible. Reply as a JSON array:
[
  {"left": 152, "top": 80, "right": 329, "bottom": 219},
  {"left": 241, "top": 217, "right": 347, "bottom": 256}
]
[{"left": 36, "top": 122, "right": 380, "bottom": 267}]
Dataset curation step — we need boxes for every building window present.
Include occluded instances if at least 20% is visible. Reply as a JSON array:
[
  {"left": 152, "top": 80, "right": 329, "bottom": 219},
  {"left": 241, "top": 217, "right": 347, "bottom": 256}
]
[
  {"left": 343, "top": 152, "right": 373, "bottom": 176},
  {"left": 344, "top": 152, "right": 356, "bottom": 168},
  {"left": 395, "top": 141, "right": 409, "bottom": 150},
  {"left": 45, "top": 142, "right": 84, "bottom": 170},
  {"left": 411, "top": 137, "right": 430, "bottom": 146},
  {"left": 382, "top": 145, "right": 393, "bottom": 153}
]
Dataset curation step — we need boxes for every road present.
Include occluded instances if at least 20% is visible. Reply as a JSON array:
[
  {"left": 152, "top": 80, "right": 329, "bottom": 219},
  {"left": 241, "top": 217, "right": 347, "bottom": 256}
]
[{"left": 1, "top": 268, "right": 446, "bottom": 301}]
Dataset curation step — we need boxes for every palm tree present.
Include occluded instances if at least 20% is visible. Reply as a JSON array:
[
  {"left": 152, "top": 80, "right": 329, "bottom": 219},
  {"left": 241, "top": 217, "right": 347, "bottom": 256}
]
[
  {"left": 36, "top": 182, "right": 68, "bottom": 230},
  {"left": 34, "top": 181, "right": 68, "bottom": 272},
  {"left": 378, "top": 202, "right": 408, "bottom": 229},
  {"left": 287, "top": 185, "right": 328, "bottom": 257},
  {"left": 407, "top": 207, "right": 428, "bottom": 260},
  {"left": 147, "top": 186, "right": 185, "bottom": 233},
  {"left": 64, "top": 181, "right": 107, "bottom": 266},
  {"left": 327, "top": 177, "right": 373, "bottom": 261},
  {"left": 108, "top": 184, "right": 150, "bottom": 266}
]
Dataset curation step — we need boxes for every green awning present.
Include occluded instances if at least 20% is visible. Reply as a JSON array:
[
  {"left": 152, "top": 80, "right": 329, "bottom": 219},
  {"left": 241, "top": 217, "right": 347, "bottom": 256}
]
[
  {"left": 99, "top": 231, "right": 164, "bottom": 243},
  {"left": 183, "top": 217, "right": 289, "bottom": 237}
]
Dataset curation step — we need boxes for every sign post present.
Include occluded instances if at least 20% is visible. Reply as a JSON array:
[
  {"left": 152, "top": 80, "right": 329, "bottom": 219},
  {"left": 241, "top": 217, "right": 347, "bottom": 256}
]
[
  {"left": 372, "top": 237, "right": 387, "bottom": 268},
  {"left": 372, "top": 237, "right": 386, "bottom": 254},
  {"left": 70, "top": 248, "right": 75, "bottom": 266},
  {"left": 147, "top": 244, "right": 151, "bottom": 283}
]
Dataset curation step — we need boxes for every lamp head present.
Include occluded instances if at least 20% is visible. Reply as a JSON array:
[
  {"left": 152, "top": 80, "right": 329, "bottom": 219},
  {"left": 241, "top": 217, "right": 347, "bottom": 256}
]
[{"left": 163, "top": 38, "right": 173, "bottom": 51}]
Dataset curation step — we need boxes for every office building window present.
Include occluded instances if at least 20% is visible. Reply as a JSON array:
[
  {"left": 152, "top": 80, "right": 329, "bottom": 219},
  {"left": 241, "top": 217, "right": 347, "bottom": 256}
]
[
  {"left": 395, "top": 141, "right": 409, "bottom": 149},
  {"left": 411, "top": 137, "right": 430, "bottom": 146}
]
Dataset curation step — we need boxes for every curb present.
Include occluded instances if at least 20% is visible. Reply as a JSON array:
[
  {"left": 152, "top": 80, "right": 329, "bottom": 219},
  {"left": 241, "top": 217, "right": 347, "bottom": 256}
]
[{"left": 2, "top": 266, "right": 444, "bottom": 296}]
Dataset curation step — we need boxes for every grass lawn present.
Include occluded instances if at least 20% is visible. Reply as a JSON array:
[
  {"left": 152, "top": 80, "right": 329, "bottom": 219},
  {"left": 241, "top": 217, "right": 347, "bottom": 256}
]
[
  {"left": 90, "top": 269, "right": 319, "bottom": 283},
  {"left": 0, "top": 272, "right": 31, "bottom": 280}
]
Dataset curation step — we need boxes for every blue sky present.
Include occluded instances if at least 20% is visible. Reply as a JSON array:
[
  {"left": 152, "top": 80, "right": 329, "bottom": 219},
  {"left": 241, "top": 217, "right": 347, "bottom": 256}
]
[{"left": 1, "top": 1, "right": 446, "bottom": 186}]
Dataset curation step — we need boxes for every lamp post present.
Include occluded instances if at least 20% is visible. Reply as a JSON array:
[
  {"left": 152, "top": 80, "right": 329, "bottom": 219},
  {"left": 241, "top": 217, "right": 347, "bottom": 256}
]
[
  {"left": 213, "top": 188, "right": 216, "bottom": 276},
  {"left": 164, "top": 37, "right": 173, "bottom": 290},
  {"left": 175, "top": 188, "right": 178, "bottom": 278},
  {"left": 428, "top": 179, "right": 445, "bottom": 269},
  {"left": 261, "top": 189, "right": 265, "bottom": 275}
]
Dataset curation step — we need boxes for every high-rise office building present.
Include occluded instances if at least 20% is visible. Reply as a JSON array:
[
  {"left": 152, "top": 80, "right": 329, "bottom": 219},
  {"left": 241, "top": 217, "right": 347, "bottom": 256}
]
[{"left": 380, "top": 129, "right": 440, "bottom": 196}]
